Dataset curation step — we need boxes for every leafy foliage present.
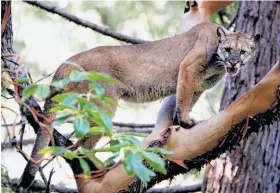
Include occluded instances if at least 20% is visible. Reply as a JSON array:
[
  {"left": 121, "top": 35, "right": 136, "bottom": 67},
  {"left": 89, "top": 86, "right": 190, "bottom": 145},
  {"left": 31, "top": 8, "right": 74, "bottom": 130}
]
[{"left": 29, "top": 65, "right": 171, "bottom": 184}]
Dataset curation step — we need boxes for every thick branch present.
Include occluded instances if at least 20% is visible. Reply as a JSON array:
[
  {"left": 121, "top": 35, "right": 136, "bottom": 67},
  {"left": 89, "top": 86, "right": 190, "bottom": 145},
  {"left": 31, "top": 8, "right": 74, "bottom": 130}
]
[
  {"left": 1, "top": 177, "right": 201, "bottom": 193},
  {"left": 23, "top": 1, "right": 149, "bottom": 44},
  {"left": 1, "top": 178, "right": 77, "bottom": 193},
  {"left": 72, "top": 61, "right": 280, "bottom": 193},
  {"left": 147, "top": 183, "right": 202, "bottom": 193}
]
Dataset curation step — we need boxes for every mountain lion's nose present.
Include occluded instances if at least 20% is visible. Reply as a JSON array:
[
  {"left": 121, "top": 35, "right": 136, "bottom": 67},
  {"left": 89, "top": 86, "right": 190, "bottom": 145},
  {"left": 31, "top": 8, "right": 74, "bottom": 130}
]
[{"left": 230, "top": 60, "right": 239, "bottom": 66}]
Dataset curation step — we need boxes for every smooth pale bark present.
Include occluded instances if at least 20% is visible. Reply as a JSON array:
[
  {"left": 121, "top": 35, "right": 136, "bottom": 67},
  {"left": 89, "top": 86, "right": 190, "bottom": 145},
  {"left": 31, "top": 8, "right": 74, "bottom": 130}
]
[{"left": 75, "top": 61, "right": 280, "bottom": 193}]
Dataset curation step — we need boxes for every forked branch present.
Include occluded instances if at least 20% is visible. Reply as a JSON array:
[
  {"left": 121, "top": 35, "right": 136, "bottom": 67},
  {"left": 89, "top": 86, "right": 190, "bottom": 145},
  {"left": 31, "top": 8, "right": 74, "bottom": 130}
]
[{"left": 72, "top": 61, "right": 280, "bottom": 193}]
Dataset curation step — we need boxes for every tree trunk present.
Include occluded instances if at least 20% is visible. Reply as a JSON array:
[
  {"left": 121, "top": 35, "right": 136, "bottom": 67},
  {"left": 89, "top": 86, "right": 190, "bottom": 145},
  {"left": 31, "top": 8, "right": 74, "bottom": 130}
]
[{"left": 203, "top": 1, "right": 280, "bottom": 193}]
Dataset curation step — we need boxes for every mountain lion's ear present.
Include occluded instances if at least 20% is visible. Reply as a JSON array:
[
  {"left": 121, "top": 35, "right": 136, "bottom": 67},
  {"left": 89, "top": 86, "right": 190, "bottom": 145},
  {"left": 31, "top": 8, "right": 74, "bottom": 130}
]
[
  {"left": 184, "top": 1, "right": 190, "bottom": 13},
  {"left": 250, "top": 34, "right": 261, "bottom": 44},
  {"left": 217, "top": 27, "right": 227, "bottom": 43}
]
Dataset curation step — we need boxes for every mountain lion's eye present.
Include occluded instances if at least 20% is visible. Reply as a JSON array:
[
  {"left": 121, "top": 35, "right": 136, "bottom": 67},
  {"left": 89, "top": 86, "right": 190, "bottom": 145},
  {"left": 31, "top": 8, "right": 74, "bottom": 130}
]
[
  {"left": 240, "top": 50, "right": 246, "bottom": 54},
  {"left": 225, "top": 48, "right": 231, "bottom": 52}
]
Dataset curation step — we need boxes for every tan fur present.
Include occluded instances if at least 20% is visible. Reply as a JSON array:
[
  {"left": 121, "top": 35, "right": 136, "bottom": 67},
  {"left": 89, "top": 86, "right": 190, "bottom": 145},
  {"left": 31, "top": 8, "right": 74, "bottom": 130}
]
[
  {"left": 46, "top": 23, "right": 219, "bottom": 155},
  {"left": 28, "top": 2, "right": 258, "bottom": 190},
  {"left": 154, "top": 0, "right": 235, "bottom": 132},
  {"left": 181, "top": 0, "right": 233, "bottom": 32}
]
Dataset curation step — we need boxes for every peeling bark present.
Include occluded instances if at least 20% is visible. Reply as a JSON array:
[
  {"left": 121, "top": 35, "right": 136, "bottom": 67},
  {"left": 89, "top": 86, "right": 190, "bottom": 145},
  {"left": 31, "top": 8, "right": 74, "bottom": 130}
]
[
  {"left": 203, "top": 2, "right": 280, "bottom": 193},
  {"left": 73, "top": 61, "right": 280, "bottom": 193}
]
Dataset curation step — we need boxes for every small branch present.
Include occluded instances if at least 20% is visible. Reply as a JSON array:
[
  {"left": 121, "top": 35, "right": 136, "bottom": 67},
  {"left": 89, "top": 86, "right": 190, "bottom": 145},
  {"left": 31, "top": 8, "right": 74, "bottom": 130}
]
[
  {"left": 147, "top": 183, "right": 202, "bottom": 193},
  {"left": 1, "top": 178, "right": 78, "bottom": 193},
  {"left": 1, "top": 121, "right": 154, "bottom": 128},
  {"left": 113, "top": 122, "right": 154, "bottom": 128},
  {"left": 33, "top": 72, "right": 53, "bottom": 84},
  {"left": 227, "top": 15, "right": 236, "bottom": 30},
  {"left": 46, "top": 168, "right": 55, "bottom": 193},
  {"left": 19, "top": 122, "right": 26, "bottom": 150},
  {"left": 24, "top": 1, "right": 149, "bottom": 44}
]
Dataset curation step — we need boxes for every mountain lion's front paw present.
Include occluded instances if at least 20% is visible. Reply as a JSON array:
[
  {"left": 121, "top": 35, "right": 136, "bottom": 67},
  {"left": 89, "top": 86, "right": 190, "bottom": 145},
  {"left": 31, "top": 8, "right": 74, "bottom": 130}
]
[{"left": 178, "top": 118, "right": 199, "bottom": 129}]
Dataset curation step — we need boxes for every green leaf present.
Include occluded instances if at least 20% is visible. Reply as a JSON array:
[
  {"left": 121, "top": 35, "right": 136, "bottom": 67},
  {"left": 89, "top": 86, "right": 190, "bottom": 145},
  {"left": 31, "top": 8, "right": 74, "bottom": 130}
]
[
  {"left": 39, "top": 146, "right": 68, "bottom": 156},
  {"left": 51, "top": 77, "right": 70, "bottom": 89},
  {"left": 78, "top": 158, "right": 90, "bottom": 179},
  {"left": 142, "top": 152, "right": 166, "bottom": 175},
  {"left": 64, "top": 151, "right": 77, "bottom": 160},
  {"left": 104, "top": 152, "right": 120, "bottom": 166},
  {"left": 104, "top": 97, "right": 118, "bottom": 107},
  {"left": 51, "top": 92, "right": 79, "bottom": 106},
  {"left": 51, "top": 114, "right": 72, "bottom": 127},
  {"left": 22, "top": 85, "right": 38, "bottom": 100},
  {"left": 92, "top": 142, "right": 130, "bottom": 153},
  {"left": 86, "top": 72, "right": 119, "bottom": 84},
  {"left": 123, "top": 150, "right": 134, "bottom": 176},
  {"left": 37, "top": 85, "right": 50, "bottom": 99},
  {"left": 82, "top": 103, "right": 94, "bottom": 112},
  {"left": 147, "top": 148, "right": 173, "bottom": 155},
  {"left": 90, "top": 81, "right": 105, "bottom": 97},
  {"left": 87, "top": 127, "right": 105, "bottom": 136},
  {"left": 86, "top": 111, "right": 104, "bottom": 127},
  {"left": 99, "top": 111, "right": 112, "bottom": 136},
  {"left": 50, "top": 104, "right": 76, "bottom": 112},
  {"left": 51, "top": 92, "right": 74, "bottom": 102},
  {"left": 120, "top": 135, "right": 141, "bottom": 147},
  {"left": 14, "top": 78, "right": 31, "bottom": 83},
  {"left": 69, "top": 71, "right": 86, "bottom": 82},
  {"left": 74, "top": 116, "right": 90, "bottom": 138},
  {"left": 86, "top": 153, "right": 104, "bottom": 167},
  {"left": 131, "top": 152, "right": 155, "bottom": 183}
]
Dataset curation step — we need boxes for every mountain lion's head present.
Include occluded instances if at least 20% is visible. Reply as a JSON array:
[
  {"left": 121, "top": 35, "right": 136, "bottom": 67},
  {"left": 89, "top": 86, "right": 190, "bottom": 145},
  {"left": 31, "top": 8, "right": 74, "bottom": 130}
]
[{"left": 217, "top": 27, "right": 260, "bottom": 76}]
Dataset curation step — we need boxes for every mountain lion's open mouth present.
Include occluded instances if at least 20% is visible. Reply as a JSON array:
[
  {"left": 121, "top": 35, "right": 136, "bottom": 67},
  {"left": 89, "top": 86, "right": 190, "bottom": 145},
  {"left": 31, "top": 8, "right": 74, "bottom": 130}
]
[{"left": 226, "top": 67, "right": 238, "bottom": 75}]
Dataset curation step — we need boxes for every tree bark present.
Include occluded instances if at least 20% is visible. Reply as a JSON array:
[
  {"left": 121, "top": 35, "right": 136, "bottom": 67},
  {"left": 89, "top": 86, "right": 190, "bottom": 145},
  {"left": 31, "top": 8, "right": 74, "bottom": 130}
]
[
  {"left": 203, "top": 1, "right": 280, "bottom": 193},
  {"left": 1, "top": 2, "right": 73, "bottom": 188}
]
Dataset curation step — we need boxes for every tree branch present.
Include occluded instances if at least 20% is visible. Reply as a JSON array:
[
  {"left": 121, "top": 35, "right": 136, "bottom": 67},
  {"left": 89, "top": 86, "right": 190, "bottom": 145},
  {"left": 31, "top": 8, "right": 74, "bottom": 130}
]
[
  {"left": 1, "top": 177, "right": 201, "bottom": 193},
  {"left": 147, "top": 183, "right": 202, "bottom": 193},
  {"left": 70, "top": 61, "right": 280, "bottom": 193},
  {"left": 1, "top": 178, "right": 77, "bottom": 193},
  {"left": 23, "top": 1, "right": 149, "bottom": 44}
]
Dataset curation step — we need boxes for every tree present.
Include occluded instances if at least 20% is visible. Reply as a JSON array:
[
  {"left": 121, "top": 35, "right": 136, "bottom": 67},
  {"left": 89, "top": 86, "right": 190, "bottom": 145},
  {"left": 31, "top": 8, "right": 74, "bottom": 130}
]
[
  {"left": 1, "top": 1, "right": 280, "bottom": 193},
  {"left": 203, "top": 1, "right": 280, "bottom": 193}
]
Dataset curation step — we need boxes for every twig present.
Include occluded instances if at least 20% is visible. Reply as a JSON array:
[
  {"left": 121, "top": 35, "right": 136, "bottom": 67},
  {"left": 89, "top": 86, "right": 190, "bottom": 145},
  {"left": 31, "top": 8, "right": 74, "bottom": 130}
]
[
  {"left": 46, "top": 168, "right": 55, "bottom": 193},
  {"left": 19, "top": 123, "right": 26, "bottom": 149},
  {"left": 1, "top": 177, "right": 78, "bottom": 193},
  {"left": 227, "top": 15, "right": 236, "bottom": 30},
  {"left": 24, "top": 1, "right": 149, "bottom": 44},
  {"left": 33, "top": 72, "right": 54, "bottom": 84},
  {"left": 1, "top": 111, "right": 11, "bottom": 141},
  {"left": 1, "top": 138, "right": 35, "bottom": 149},
  {"left": 39, "top": 166, "right": 48, "bottom": 185},
  {"left": 147, "top": 183, "right": 202, "bottom": 193},
  {"left": 41, "top": 157, "right": 56, "bottom": 170},
  {"left": 1, "top": 95, "right": 14, "bottom": 99}
]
